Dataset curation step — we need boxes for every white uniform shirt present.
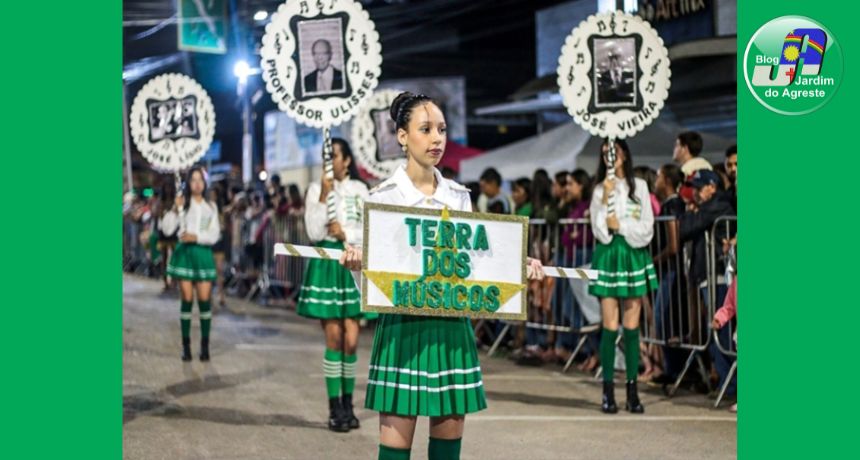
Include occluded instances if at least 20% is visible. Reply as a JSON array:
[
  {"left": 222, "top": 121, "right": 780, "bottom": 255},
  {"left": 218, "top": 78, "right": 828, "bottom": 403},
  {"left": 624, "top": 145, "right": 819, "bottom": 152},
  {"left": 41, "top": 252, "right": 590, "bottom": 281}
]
[
  {"left": 365, "top": 164, "right": 472, "bottom": 221},
  {"left": 304, "top": 178, "right": 369, "bottom": 245},
  {"left": 350, "top": 165, "right": 471, "bottom": 288},
  {"left": 160, "top": 198, "right": 221, "bottom": 246},
  {"left": 589, "top": 177, "right": 654, "bottom": 249}
]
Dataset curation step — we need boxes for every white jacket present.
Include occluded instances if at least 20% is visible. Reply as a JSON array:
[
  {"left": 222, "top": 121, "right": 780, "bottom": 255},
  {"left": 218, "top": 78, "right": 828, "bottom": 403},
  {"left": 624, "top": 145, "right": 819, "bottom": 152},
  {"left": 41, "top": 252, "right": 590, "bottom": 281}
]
[
  {"left": 365, "top": 164, "right": 472, "bottom": 220},
  {"left": 304, "top": 178, "right": 369, "bottom": 245},
  {"left": 589, "top": 177, "right": 654, "bottom": 248},
  {"left": 160, "top": 198, "right": 221, "bottom": 246}
]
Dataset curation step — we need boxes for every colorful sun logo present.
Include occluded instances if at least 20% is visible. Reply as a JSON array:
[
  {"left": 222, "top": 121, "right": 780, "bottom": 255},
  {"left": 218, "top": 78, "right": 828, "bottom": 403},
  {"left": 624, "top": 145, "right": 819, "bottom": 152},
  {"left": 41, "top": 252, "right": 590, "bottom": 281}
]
[{"left": 783, "top": 45, "right": 800, "bottom": 62}]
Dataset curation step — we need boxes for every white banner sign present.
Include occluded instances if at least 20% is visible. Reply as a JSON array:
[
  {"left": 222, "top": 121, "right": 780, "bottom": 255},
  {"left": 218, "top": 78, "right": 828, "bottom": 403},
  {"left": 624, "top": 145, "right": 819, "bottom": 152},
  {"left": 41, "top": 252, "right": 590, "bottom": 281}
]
[
  {"left": 557, "top": 11, "right": 670, "bottom": 139},
  {"left": 260, "top": 0, "right": 383, "bottom": 128},
  {"left": 362, "top": 203, "right": 527, "bottom": 320},
  {"left": 129, "top": 73, "right": 216, "bottom": 172}
]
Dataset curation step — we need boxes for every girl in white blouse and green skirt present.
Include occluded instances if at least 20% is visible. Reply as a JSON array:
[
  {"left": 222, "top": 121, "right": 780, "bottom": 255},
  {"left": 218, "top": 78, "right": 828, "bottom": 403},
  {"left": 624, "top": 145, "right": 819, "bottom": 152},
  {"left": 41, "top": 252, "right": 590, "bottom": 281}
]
[{"left": 589, "top": 139, "right": 658, "bottom": 414}]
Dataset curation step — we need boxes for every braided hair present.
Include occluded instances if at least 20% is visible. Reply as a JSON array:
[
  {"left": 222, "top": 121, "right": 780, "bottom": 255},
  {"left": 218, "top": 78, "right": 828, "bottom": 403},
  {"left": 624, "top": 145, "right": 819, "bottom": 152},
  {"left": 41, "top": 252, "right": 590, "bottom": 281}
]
[{"left": 389, "top": 91, "right": 438, "bottom": 131}]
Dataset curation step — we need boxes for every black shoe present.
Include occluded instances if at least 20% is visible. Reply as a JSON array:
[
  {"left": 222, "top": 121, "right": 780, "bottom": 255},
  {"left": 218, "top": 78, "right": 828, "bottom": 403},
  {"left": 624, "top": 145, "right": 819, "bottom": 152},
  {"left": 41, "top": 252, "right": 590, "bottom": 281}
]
[
  {"left": 342, "top": 394, "right": 360, "bottom": 430},
  {"left": 199, "top": 337, "right": 210, "bottom": 362},
  {"left": 181, "top": 337, "right": 192, "bottom": 362},
  {"left": 625, "top": 380, "right": 645, "bottom": 413},
  {"left": 601, "top": 381, "right": 618, "bottom": 414},
  {"left": 328, "top": 397, "right": 350, "bottom": 433}
]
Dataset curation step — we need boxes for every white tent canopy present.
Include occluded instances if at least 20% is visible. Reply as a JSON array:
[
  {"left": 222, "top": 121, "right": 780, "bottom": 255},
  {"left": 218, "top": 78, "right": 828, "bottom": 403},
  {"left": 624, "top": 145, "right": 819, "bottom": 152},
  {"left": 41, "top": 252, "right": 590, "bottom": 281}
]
[{"left": 460, "top": 118, "right": 735, "bottom": 182}]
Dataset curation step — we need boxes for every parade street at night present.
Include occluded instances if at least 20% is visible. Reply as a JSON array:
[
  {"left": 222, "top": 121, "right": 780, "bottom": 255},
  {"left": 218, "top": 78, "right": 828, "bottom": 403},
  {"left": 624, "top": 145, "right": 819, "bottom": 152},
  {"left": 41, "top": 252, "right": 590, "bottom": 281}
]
[{"left": 123, "top": 275, "right": 736, "bottom": 460}]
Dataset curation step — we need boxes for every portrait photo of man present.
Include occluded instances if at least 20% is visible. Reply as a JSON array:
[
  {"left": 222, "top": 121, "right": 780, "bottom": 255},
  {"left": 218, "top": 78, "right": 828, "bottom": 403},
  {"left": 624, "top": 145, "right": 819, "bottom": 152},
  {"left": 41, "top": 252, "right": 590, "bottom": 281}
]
[
  {"left": 593, "top": 38, "right": 637, "bottom": 108},
  {"left": 298, "top": 18, "right": 347, "bottom": 97}
]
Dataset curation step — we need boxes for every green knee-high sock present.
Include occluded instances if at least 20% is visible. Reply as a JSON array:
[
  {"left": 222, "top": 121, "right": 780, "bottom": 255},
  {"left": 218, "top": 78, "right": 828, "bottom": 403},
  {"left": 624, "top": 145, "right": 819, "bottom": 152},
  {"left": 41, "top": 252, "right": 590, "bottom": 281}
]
[
  {"left": 342, "top": 353, "right": 357, "bottom": 396},
  {"left": 600, "top": 328, "right": 618, "bottom": 382},
  {"left": 429, "top": 437, "right": 461, "bottom": 460},
  {"left": 199, "top": 300, "right": 212, "bottom": 338},
  {"left": 378, "top": 445, "right": 410, "bottom": 460},
  {"left": 324, "top": 349, "right": 343, "bottom": 399},
  {"left": 624, "top": 328, "right": 640, "bottom": 381},
  {"left": 180, "top": 300, "right": 193, "bottom": 338}
]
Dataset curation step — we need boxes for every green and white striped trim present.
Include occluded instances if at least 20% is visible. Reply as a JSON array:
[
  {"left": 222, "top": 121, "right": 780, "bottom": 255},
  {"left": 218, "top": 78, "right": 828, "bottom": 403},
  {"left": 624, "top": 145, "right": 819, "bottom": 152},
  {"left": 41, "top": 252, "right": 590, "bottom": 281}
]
[
  {"left": 367, "top": 380, "right": 484, "bottom": 392},
  {"left": 199, "top": 312, "right": 212, "bottom": 320},
  {"left": 595, "top": 265, "right": 657, "bottom": 277},
  {"left": 300, "top": 285, "right": 357, "bottom": 294},
  {"left": 342, "top": 361, "right": 357, "bottom": 378},
  {"left": 300, "top": 297, "right": 360, "bottom": 306},
  {"left": 168, "top": 267, "right": 217, "bottom": 277},
  {"left": 368, "top": 364, "right": 482, "bottom": 379},
  {"left": 323, "top": 359, "right": 342, "bottom": 378},
  {"left": 593, "top": 279, "right": 652, "bottom": 288},
  {"left": 180, "top": 313, "right": 193, "bottom": 320}
]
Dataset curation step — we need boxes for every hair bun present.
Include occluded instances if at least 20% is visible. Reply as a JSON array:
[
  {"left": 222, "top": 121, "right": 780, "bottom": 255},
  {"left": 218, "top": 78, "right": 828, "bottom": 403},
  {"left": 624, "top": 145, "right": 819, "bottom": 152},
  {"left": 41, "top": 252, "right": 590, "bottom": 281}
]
[{"left": 389, "top": 91, "right": 416, "bottom": 123}]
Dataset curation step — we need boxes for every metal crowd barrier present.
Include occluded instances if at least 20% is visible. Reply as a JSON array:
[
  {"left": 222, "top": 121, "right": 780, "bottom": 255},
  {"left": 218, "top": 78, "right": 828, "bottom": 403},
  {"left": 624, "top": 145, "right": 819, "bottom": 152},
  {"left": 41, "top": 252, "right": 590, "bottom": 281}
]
[
  {"left": 708, "top": 215, "right": 738, "bottom": 407},
  {"left": 246, "top": 213, "right": 309, "bottom": 304},
  {"left": 482, "top": 213, "right": 737, "bottom": 399}
]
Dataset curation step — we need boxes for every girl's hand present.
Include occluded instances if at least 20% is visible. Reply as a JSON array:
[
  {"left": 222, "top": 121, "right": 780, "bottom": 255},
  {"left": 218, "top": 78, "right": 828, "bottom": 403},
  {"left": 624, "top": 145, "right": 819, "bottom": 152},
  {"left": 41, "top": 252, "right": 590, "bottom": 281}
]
[
  {"left": 327, "top": 221, "right": 346, "bottom": 241},
  {"left": 320, "top": 176, "right": 334, "bottom": 203},
  {"left": 339, "top": 244, "right": 362, "bottom": 271},
  {"left": 526, "top": 257, "right": 545, "bottom": 281},
  {"left": 174, "top": 195, "right": 185, "bottom": 210},
  {"left": 606, "top": 215, "right": 620, "bottom": 231},
  {"left": 711, "top": 318, "right": 722, "bottom": 330},
  {"left": 180, "top": 233, "right": 197, "bottom": 243},
  {"left": 603, "top": 177, "right": 615, "bottom": 196}
]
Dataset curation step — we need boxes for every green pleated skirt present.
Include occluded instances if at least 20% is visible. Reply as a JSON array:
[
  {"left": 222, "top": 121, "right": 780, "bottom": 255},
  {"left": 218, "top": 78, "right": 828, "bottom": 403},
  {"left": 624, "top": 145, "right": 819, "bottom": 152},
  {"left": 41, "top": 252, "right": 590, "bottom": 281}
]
[
  {"left": 364, "top": 314, "right": 487, "bottom": 417},
  {"left": 588, "top": 235, "right": 658, "bottom": 298},
  {"left": 167, "top": 243, "right": 216, "bottom": 281},
  {"left": 296, "top": 240, "right": 362, "bottom": 319}
]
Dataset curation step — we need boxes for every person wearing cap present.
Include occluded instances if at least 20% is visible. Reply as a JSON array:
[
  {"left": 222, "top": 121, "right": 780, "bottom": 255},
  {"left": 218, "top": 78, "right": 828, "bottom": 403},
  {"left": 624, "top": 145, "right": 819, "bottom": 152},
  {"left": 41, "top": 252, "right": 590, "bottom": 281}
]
[{"left": 679, "top": 169, "right": 736, "bottom": 397}]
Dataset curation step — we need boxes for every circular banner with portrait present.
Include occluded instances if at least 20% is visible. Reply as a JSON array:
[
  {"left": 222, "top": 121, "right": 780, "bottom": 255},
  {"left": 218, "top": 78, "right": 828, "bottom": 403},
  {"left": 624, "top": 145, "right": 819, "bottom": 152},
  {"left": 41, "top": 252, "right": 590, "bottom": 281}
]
[
  {"left": 260, "top": 0, "right": 383, "bottom": 129},
  {"left": 350, "top": 89, "right": 405, "bottom": 178},
  {"left": 557, "top": 12, "right": 670, "bottom": 139},
  {"left": 129, "top": 73, "right": 216, "bottom": 172}
]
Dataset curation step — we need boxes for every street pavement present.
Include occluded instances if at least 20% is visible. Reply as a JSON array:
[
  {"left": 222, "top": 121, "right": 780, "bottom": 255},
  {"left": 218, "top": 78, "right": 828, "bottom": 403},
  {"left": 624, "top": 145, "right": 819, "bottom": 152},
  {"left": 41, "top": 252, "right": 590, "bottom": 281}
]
[{"left": 123, "top": 275, "right": 736, "bottom": 460}]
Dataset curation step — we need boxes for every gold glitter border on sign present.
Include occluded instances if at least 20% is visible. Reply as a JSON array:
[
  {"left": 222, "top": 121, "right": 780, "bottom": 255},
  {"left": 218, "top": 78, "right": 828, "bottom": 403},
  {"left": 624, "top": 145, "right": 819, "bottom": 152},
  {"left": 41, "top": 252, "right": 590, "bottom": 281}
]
[{"left": 361, "top": 202, "right": 528, "bottom": 321}]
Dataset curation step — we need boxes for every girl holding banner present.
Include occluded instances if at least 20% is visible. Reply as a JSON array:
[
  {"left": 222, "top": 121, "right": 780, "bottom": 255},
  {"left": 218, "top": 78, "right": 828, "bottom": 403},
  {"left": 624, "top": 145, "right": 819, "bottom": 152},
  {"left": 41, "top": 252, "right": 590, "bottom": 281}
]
[
  {"left": 589, "top": 139, "right": 658, "bottom": 414},
  {"left": 161, "top": 167, "right": 220, "bottom": 362},
  {"left": 339, "top": 92, "right": 544, "bottom": 460},
  {"left": 298, "top": 138, "right": 369, "bottom": 433}
]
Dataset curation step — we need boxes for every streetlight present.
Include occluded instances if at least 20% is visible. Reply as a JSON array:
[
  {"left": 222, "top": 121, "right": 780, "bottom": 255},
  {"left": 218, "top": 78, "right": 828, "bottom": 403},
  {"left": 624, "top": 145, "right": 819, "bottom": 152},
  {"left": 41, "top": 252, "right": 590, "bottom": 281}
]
[
  {"left": 233, "top": 60, "right": 251, "bottom": 83},
  {"left": 253, "top": 10, "right": 268, "bottom": 21}
]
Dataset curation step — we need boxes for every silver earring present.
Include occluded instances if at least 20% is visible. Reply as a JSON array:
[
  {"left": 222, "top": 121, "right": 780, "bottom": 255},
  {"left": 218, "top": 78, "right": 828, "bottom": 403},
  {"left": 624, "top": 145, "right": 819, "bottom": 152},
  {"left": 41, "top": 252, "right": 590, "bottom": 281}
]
[{"left": 401, "top": 144, "right": 407, "bottom": 153}]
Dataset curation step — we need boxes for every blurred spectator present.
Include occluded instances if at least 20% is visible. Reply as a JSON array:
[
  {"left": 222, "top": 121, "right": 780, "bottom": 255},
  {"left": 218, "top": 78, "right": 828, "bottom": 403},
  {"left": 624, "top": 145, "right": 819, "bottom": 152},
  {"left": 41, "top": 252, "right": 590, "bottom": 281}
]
[
  {"left": 673, "top": 131, "right": 712, "bottom": 176},
  {"left": 478, "top": 167, "right": 513, "bottom": 214},
  {"left": 673, "top": 131, "right": 712, "bottom": 204},
  {"left": 725, "top": 144, "right": 738, "bottom": 213},
  {"left": 512, "top": 177, "right": 533, "bottom": 217},
  {"left": 288, "top": 183, "right": 305, "bottom": 216},
  {"left": 208, "top": 185, "right": 228, "bottom": 308},
  {"left": 551, "top": 171, "right": 568, "bottom": 203},
  {"left": 680, "top": 169, "right": 735, "bottom": 396},
  {"left": 441, "top": 166, "right": 458, "bottom": 181},
  {"left": 466, "top": 181, "right": 481, "bottom": 211},
  {"left": 267, "top": 173, "right": 282, "bottom": 197},
  {"left": 651, "top": 164, "right": 687, "bottom": 384},
  {"left": 561, "top": 169, "right": 599, "bottom": 371},
  {"left": 531, "top": 170, "right": 555, "bottom": 221},
  {"left": 634, "top": 165, "right": 661, "bottom": 216}
]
